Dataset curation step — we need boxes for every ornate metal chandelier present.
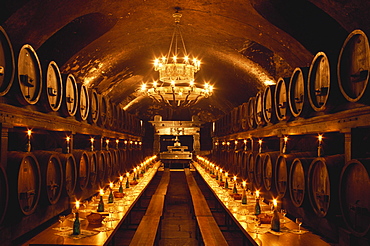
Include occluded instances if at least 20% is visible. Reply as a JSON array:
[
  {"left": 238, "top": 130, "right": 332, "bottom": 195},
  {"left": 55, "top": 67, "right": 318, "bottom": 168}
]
[{"left": 140, "top": 11, "right": 213, "bottom": 108}]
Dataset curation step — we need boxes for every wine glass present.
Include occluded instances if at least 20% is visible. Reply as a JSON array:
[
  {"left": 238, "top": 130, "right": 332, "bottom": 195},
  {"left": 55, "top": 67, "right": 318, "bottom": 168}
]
[
  {"left": 296, "top": 217, "right": 303, "bottom": 233},
  {"left": 281, "top": 208, "right": 287, "bottom": 222},
  {"left": 58, "top": 215, "right": 66, "bottom": 231},
  {"left": 254, "top": 217, "right": 261, "bottom": 233}
]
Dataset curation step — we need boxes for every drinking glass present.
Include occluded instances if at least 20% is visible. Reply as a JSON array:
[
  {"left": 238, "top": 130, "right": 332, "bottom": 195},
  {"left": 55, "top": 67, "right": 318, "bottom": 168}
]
[
  {"left": 281, "top": 208, "right": 287, "bottom": 222},
  {"left": 296, "top": 217, "right": 303, "bottom": 232},
  {"left": 58, "top": 215, "right": 66, "bottom": 230}
]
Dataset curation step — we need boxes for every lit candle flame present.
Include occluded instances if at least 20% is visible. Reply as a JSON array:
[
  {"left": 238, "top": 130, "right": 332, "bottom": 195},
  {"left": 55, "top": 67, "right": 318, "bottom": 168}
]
[
  {"left": 233, "top": 176, "right": 237, "bottom": 182},
  {"left": 27, "top": 129, "right": 32, "bottom": 137},
  {"left": 284, "top": 136, "right": 288, "bottom": 142},
  {"left": 110, "top": 182, "right": 113, "bottom": 189},
  {"left": 273, "top": 198, "right": 277, "bottom": 208},
  {"left": 126, "top": 172, "right": 129, "bottom": 177},
  {"left": 66, "top": 136, "right": 70, "bottom": 142},
  {"left": 116, "top": 139, "right": 119, "bottom": 144},
  {"left": 258, "top": 139, "right": 263, "bottom": 145},
  {"left": 256, "top": 190, "right": 260, "bottom": 198},
  {"left": 225, "top": 172, "right": 228, "bottom": 178},
  {"left": 120, "top": 176, "right": 123, "bottom": 182},
  {"left": 75, "top": 200, "right": 80, "bottom": 210},
  {"left": 100, "top": 189, "right": 104, "bottom": 196},
  {"left": 90, "top": 138, "right": 94, "bottom": 143},
  {"left": 318, "top": 134, "right": 323, "bottom": 143},
  {"left": 242, "top": 181, "right": 246, "bottom": 188}
]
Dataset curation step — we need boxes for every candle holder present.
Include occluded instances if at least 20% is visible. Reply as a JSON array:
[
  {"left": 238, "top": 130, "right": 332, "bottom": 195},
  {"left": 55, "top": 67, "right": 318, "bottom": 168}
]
[
  {"left": 282, "top": 136, "right": 288, "bottom": 154},
  {"left": 90, "top": 138, "right": 94, "bottom": 152},
  {"left": 258, "top": 139, "right": 263, "bottom": 153},
  {"left": 26, "top": 129, "right": 32, "bottom": 152},
  {"left": 318, "top": 134, "right": 323, "bottom": 157}
]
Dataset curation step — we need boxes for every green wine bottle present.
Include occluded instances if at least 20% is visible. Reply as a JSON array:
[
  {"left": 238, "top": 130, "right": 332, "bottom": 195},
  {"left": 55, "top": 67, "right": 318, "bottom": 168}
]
[
  {"left": 108, "top": 189, "right": 114, "bottom": 203},
  {"left": 72, "top": 212, "right": 81, "bottom": 235},
  {"left": 271, "top": 209, "right": 280, "bottom": 232},
  {"left": 255, "top": 198, "right": 261, "bottom": 215},
  {"left": 225, "top": 178, "right": 229, "bottom": 189},
  {"left": 241, "top": 188, "right": 247, "bottom": 205},
  {"left": 126, "top": 177, "right": 130, "bottom": 188},
  {"left": 233, "top": 183, "right": 238, "bottom": 194},
  {"left": 97, "top": 195, "right": 104, "bottom": 212},
  {"left": 119, "top": 182, "right": 123, "bottom": 193}
]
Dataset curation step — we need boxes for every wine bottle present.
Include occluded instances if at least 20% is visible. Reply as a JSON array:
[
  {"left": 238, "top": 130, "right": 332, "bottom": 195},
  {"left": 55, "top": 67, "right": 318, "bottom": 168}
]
[
  {"left": 119, "top": 182, "right": 123, "bottom": 193},
  {"left": 242, "top": 188, "right": 247, "bottom": 205},
  {"left": 271, "top": 209, "right": 280, "bottom": 232},
  {"left": 225, "top": 178, "right": 229, "bottom": 189},
  {"left": 97, "top": 195, "right": 104, "bottom": 212},
  {"left": 255, "top": 198, "right": 261, "bottom": 215},
  {"left": 108, "top": 189, "right": 114, "bottom": 203},
  {"left": 126, "top": 177, "right": 130, "bottom": 188},
  {"left": 233, "top": 183, "right": 238, "bottom": 194},
  {"left": 72, "top": 212, "right": 81, "bottom": 235}
]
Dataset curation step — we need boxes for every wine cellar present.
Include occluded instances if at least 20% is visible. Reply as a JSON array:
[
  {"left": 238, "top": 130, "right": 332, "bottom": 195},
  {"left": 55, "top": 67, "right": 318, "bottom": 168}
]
[{"left": 0, "top": 1, "right": 370, "bottom": 246}]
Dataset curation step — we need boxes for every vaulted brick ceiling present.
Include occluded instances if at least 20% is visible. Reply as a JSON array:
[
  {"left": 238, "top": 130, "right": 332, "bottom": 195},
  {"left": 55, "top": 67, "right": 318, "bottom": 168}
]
[{"left": 1, "top": 0, "right": 368, "bottom": 122}]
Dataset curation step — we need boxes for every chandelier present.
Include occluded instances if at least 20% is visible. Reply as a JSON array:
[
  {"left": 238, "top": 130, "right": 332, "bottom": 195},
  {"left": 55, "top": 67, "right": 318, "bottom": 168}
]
[{"left": 140, "top": 11, "right": 213, "bottom": 108}]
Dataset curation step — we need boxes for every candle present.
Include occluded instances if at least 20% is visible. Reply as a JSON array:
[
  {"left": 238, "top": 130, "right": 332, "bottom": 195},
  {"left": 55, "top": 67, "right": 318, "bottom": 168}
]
[
  {"left": 100, "top": 189, "right": 104, "bottom": 197},
  {"left": 27, "top": 129, "right": 32, "bottom": 139},
  {"left": 233, "top": 176, "right": 237, "bottom": 182},
  {"left": 258, "top": 139, "right": 263, "bottom": 153},
  {"left": 273, "top": 198, "right": 277, "bottom": 209},
  {"left": 225, "top": 172, "right": 228, "bottom": 178},
  {"left": 318, "top": 134, "right": 323, "bottom": 157},
  {"left": 110, "top": 182, "right": 113, "bottom": 189},
  {"left": 242, "top": 181, "right": 246, "bottom": 189},
  {"left": 75, "top": 200, "right": 80, "bottom": 210},
  {"left": 126, "top": 172, "right": 129, "bottom": 178},
  {"left": 256, "top": 190, "right": 260, "bottom": 199},
  {"left": 26, "top": 129, "right": 32, "bottom": 152},
  {"left": 120, "top": 176, "right": 123, "bottom": 182}
]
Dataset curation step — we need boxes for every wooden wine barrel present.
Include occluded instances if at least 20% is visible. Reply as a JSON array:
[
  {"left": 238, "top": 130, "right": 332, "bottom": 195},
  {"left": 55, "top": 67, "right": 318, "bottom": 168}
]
[
  {"left": 33, "top": 151, "right": 63, "bottom": 205},
  {"left": 87, "top": 151, "right": 98, "bottom": 186},
  {"left": 289, "top": 157, "right": 315, "bottom": 208},
  {"left": 41, "top": 61, "right": 63, "bottom": 112},
  {"left": 110, "top": 149, "right": 120, "bottom": 180},
  {"left": 0, "top": 26, "right": 15, "bottom": 96},
  {"left": 98, "top": 94, "right": 108, "bottom": 127},
  {"left": 337, "top": 29, "right": 370, "bottom": 103},
  {"left": 72, "top": 150, "right": 90, "bottom": 191},
  {"left": 255, "top": 91, "right": 266, "bottom": 126},
  {"left": 262, "top": 152, "right": 280, "bottom": 194},
  {"left": 60, "top": 74, "right": 78, "bottom": 117},
  {"left": 96, "top": 151, "right": 106, "bottom": 188},
  {"left": 247, "top": 97, "right": 257, "bottom": 129},
  {"left": 275, "top": 152, "right": 314, "bottom": 198},
  {"left": 274, "top": 77, "right": 292, "bottom": 121},
  {"left": 76, "top": 83, "right": 89, "bottom": 121},
  {"left": 15, "top": 44, "right": 42, "bottom": 105},
  {"left": 289, "top": 67, "right": 312, "bottom": 118},
  {"left": 118, "top": 149, "right": 127, "bottom": 174},
  {"left": 339, "top": 159, "right": 370, "bottom": 237},
  {"left": 7, "top": 151, "right": 41, "bottom": 216},
  {"left": 58, "top": 153, "right": 77, "bottom": 197},
  {"left": 254, "top": 153, "right": 267, "bottom": 189},
  {"left": 0, "top": 166, "right": 8, "bottom": 225},
  {"left": 308, "top": 154, "right": 344, "bottom": 218},
  {"left": 240, "top": 102, "right": 249, "bottom": 131},
  {"left": 87, "top": 89, "right": 99, "bottom": 124},
  {"left": 262, "top": 85, "right": 277, "bottom": 124},
  {"left": 246, "top": 151, "right": 255, "bottom": 185},
  {"left": 102, "top": 150, "right": 113, "bottom": 183}
]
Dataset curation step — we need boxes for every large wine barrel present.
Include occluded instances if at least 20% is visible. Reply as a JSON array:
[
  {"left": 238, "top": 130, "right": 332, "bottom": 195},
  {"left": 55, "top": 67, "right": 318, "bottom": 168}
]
[
  {"left": 76, "top": 83, "right": 89, "bottom": 121},
  {"left": 274, "top": 77, "right": 292, "bottom": 121},
  {"left": 7, "top": 151, "right": 41, "bottom": 216},
  {"left": 275, "top": 152, "right": 314, "bottom": 198},
  {"left": 60, "top": 74, "right": 78, "bottom": 117},
  {"left": 0, "top": 166, "right": 8, "bottom": 225},
  {"left": 96, "top": 151, "right": 106, "bottom": 188},
  {"left": 247, "top": 97, "right": 257, "bottom": 129},
  {"left": 339, "top": 159, "right": 370, "bottom": 237},
  {"left": 15, "top": 44, "right": 42, "bottom": 105},
  {"left": 261, "top": 152, "right": 280, "bottom": 194},
  {"left": 72, "top": 150, "right": 90, "bottom": 191},
  {"left": 58, "top": 153, "right": 77, "bottom": 197},
  {"left": 0, "top": 26, "right": 15, "bottom": 96},
  {"left": 33, "top": 151, "right": 63, "bottom": 205},
  {"left": 255, "top": 91, "right": 266, "bottom": 126},
  {"left": 308, "top": 154, "right": 344, "bottom": 217},
  {"left": 110, "top": 149, "right": 120, "bottom": 180},
  {"left": 41, "top": 61, "right": 63, "bottom": 112},
  {"left": 87, "top": 89, "right": 99, "bottom": 124},
  {"left": 98, "top": 94, "right": 108, "bottom": 127},
  {"left": 254, "top": 153, "right": 267, "bottom": 189},
  {"left": 289, "top": 67, "right": 312, "bottom": 118},
  {"left": 308, "top": 52, "right": 341, "bottom": 112},
  {"left": 289, "top": 157, "right": 315, "bottom": 208},
  {"left": 337, "top": 29, "right": 370, "bottom": 103},
  {"left": 87, "top": 151, "right": 98, "bottom": 187},
  {"left": 262, "top": 85, "right": 277, "bottom": 124},
  {"left": 102, "top": 150, "right": 113, "bottom": 183},
  {"left": 240, "top": 102, "right": 249, "bottom": 131}
]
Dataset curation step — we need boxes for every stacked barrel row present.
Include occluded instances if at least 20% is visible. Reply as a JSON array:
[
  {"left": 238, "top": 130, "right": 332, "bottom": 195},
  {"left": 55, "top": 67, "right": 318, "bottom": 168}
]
[
  {"left": 0, "top": 26, "right": 143, "bottom": 136},
  {"left": 202, "top": 149, "right": 370, "bottom": 239},
  {"left": 0, "top": 146, "right": 154, "bottom": 225},
  {"left": 214, "top": 29, "right": 370, "bottom": 136}
]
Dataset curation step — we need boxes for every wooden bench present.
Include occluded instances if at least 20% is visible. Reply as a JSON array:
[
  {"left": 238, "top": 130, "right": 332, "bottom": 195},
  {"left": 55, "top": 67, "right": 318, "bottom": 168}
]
[
  {"left": 129, "top": 168, "right": 170, "bottom": 246},
  {"left": 185, "top": 168, "right": 228, "bottom": 246}
]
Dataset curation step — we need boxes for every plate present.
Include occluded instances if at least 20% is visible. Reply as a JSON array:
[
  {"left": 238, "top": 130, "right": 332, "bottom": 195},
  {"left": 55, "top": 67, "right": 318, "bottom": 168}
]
[{"left": 290, "top": 229, "right": 309, "bottom": 235}]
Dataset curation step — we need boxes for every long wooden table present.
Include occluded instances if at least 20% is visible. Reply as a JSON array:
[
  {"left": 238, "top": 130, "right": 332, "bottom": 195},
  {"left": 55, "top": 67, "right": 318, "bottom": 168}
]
[
  {"left": 192, "top": 161, "right": 334, "bottom": 246},
  {"left": 23, "top": 162, "right": 161, "bottom": 246}
]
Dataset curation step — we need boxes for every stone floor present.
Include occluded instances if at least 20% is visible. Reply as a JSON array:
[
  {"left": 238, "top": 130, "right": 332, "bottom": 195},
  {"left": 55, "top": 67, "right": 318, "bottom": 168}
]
[{"left": 159, "top": 170, "right": 198, "bottom": 246}]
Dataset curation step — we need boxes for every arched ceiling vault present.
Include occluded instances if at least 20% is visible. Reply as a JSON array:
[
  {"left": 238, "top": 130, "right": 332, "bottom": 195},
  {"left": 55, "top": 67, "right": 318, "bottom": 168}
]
[{"left": 1, "top": 0, "right": 369, "bottom": 122}]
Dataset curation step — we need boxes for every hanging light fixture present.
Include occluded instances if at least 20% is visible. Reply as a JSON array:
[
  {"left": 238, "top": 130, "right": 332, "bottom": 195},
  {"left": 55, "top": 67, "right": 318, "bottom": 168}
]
[{"left": 140, "top": 11, "right": 213, "bottom": 108}]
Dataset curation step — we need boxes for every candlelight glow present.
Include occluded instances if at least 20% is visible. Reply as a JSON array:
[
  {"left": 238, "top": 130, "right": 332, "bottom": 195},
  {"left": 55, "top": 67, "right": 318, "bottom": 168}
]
[
  {"left": 225, "top": 172, "right": 228, "bottom": 177},
  {"left": 258, "top": 139, "right": 263, "bottom": 145},
  {"left": 242, "top": 181, "right": 246, "bottom": 188},
  {"left": 318, "top": 134, "right": 323, "bottom": 142},
  {"left": 284, "top": 136, "right": 288, "bottom": 142},
  {"left": 100, "top": 189, "right": 104, "bottom": 196},
  {"left": 90, "top": 138, "right": 94, "bottom": 143},
  {"left": 116, "top": 139, "right": 119, "bottom": 144},
  {"left": 27, "top": 129, "right": 32, "bottom": 136},
  {"left": 66, "top": 136, "right": 70, "bottom": 142},
  {"left": 220, "top": 168, "right": 223, "bottom": 173},
  {"left": 273, "top": 198, "right": 277, "bottom": 208},
  {"left": 75, "top": 200, "right": 80, "bottom": 210},
  {"left": 110, "top": 182, "right": 113, "bottom": 189},
  {"left": 120, "top": 176, "right": 123, "bottom": 182},
  {"left": 106, "top": 139, "right": 110, "bottom": 144},
  {"left": 233, "top": 176, "right": 237, "bottom": 182},
  {"left": 234, "top": 140, "right": 238, "bottom": 145},
  {"left": 256, "top": 190, "right": 260, "bottom": 198},
  {"left": 126, "top": 172, "right": 129, "bottom": 177}
]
